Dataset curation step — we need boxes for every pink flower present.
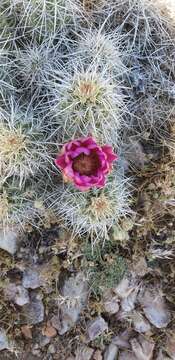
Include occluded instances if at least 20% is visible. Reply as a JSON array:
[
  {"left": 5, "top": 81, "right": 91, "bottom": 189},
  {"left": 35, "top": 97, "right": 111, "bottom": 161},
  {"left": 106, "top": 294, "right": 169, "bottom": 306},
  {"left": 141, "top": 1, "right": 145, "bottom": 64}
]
[{"left": 55, "top": 137, "right": 117, "bottom": 191}]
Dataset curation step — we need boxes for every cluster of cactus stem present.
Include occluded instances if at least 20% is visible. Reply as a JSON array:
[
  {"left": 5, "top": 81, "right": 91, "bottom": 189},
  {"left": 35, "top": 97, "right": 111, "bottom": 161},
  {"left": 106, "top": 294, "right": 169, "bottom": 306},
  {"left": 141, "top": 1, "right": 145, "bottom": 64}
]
[{"left": 0, "top": 0, "right": 174, "bottom": 241}]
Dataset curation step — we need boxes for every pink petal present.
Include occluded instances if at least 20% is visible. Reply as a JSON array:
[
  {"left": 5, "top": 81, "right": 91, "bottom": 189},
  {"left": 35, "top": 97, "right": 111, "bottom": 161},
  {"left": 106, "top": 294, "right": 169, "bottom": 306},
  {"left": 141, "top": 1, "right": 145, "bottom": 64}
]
[
  {"left": 55, "top": 155, "right": 66, "bottom": 169},
  {"left": 66, "top": 140, "right": 80, "bottom": 151},
  {"left": 81, "top": 137, "right": 96, "bottom": 147},
  {"left": 70, "top": 146, "right": 90, "bottom": 158},
  {"left": 102, "top": 145, "right": 118, "bottom": 163},
  {"left": 63, "top": 164, "right": 74, "bottom": 178},
  {"left": 97, "top": 175, "right": 106, "bottom": 187}
]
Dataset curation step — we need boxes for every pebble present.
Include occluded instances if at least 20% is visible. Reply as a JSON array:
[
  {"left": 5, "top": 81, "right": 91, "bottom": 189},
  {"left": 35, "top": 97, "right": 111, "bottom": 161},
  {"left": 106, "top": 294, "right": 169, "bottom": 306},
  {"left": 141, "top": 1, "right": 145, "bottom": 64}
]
[
  {"left": 22, "top": 292, "right": 44, "bottom": 325},
  {"left": 104, "top": 344, "right": 118, "bottom": 360},
  {"left": 87, "top": 316, "right": 108, "bottom": 341},
  {"left": 22, "top": 268, "right": 43, "bottom": 289},
  {"left": 0, "top": 230, "right": 18, "bottom": 255},
  {"left": 0, "top": 329, "right": 9, "bottom": 351},
  {"left": 4, "top": 283, "right": 29, "bottom": 306}
]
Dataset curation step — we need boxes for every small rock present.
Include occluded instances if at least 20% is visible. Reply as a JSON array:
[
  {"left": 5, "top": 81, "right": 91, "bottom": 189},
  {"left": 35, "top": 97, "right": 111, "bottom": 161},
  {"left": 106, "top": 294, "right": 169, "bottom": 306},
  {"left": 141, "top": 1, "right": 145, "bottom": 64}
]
[
  {"left": 0, "top": 329, "right": 9, "bottom": 351},
  {"left": 104, "top": 343, "right": 118, "bottom": 360},
  {"left": 166, "top": 333, "right": 175, "bottom": 359},
  {"left": 133, "top": 257, "right": 149, "bottom": 277},
  {"left": 22, "top": 292, "right": 44, "bottom": 325},
  {"left": 51, "top": 272, "right": 88, "bottom": 335},
  {"left": 103, "top": 289, "right": 119, "bottom": 315},
  {"left": 4, "top": 283, "right": 29, "bottom": 306},
  {"left": 114, "top": 277, "right": 136, "bottom": 299},
  {"left": 75, "top": 346, "right": 94, "bottom": 360},
  {"left": 39, "top": 335, "right": 51, "bottom": 348},
  {"left": 156, "top": 349, "right": 170, "bottom": 360},
  {"left": 131, "top": 335, "right": 155, "bottom": 360},
  {"left": 22, "top": 268, "right": 43, "bottom": 289},
  {"left": 87, "top": 316, "right": 108, "bottom": 341},
  {"left": 116, "top": 310, "right": 128, "bottom": 321},
  {"left": 93, "top": 350, "right": 103, "bottom": 360},
  {"left": 121, "top": 288, "right": 138, "bottom": 312},
  {"left": 48, "top": 344, "right": 56, "bottom": 354},
  {"left": 131, "top": 311, "right": 151, "bottom": 333},
  {"left": 118, "top": 351, "right": 136, "bottom": 360},
  {"left": 32, "top": 348, "right": 42, "bottom": 357},
  {"left": 139, "top": 288, "right": 171, "bottom": 328},
  {"left": 123, "top": 140, "right": 147, "bottom": 169},
  {"left": 112, "top": 329, "right": 132, "bottom": 349},
  {"left": 0, "top": 230, "right": 18, "bottom": 255},
  {"left": 112, "top": 226, "right": 129, "bottom": 244},
  {"left": 114, "top": 276, "right": 139, "bottom": 313}
]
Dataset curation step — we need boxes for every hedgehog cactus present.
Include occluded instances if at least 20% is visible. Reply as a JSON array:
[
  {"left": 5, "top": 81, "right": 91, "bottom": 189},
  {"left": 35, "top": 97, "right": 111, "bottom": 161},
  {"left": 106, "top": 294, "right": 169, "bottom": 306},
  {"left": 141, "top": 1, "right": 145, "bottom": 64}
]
[
  {"left": 0, "top": 103, "right": 54, "bottom": 188},
  {"left": 51, "top": 65, "right": 124, "bottom": 145},
  {"left": 48, "top": 170, "right": 130, "bottom": 242},
  {"left": 0, "top": 0, "right": 174, "bottom": 241}
]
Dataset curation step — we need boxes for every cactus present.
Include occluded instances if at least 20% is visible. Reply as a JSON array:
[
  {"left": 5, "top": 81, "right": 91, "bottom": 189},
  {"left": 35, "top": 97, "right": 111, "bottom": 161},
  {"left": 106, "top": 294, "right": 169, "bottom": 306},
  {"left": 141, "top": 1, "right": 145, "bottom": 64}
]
[
  {"left": 3, "top": 0, "right": 84, "bottom": 38},
  {"left": 51, "top": 63, "right": 124, "bottom": 146},
  {"left": 0, "top": 100, "right": 54, "bottom": 188},
  {"left": 0, "top": 181, "right": 38, "bottom": 231},
  {"left": 48, "top": 169, "right": 131, "bottom": 243},
  {"left": 0, "top": 0, "right": 174, "bottom": 240},
  {"left": 76, "top": 28, "right": 125, "bottom": 76}
]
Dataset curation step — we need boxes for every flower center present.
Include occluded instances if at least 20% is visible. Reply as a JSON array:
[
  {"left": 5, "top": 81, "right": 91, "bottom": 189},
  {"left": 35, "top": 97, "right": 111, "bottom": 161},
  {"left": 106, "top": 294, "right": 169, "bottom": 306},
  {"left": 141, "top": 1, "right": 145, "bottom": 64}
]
[{"left": 72, "top": 152, "right": 100, "bottom": 176}]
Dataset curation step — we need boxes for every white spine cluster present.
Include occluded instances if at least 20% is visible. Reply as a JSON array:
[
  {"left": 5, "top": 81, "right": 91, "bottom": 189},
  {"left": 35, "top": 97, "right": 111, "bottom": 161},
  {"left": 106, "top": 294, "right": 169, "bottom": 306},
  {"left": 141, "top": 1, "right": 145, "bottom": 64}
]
[
  {"left": 48, "top": 169, "right": 131, "bottom": 244},
  {"left": 50, "top": 63, "right": 124, "bottom": 146}
]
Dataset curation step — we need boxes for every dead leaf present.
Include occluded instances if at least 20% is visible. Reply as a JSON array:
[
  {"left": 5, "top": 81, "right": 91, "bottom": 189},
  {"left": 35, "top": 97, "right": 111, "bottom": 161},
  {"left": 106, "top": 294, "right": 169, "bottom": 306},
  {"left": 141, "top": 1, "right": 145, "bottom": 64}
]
[
  {"left": 21, "top": 325, "right": 32, "bottom": 339},
  {"left": 42, "top": 321, "right": 57, "bottom": 337}
]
